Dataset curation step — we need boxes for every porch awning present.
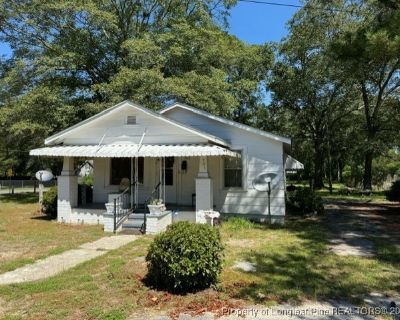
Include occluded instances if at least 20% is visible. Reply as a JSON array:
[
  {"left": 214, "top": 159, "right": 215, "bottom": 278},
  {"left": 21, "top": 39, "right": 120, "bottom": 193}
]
[
  {"left": 30, "top": 144, "right": 239, "bottom": 158},
  {"left": 285, "top": 155, "right": 304, "bottom": 170}
]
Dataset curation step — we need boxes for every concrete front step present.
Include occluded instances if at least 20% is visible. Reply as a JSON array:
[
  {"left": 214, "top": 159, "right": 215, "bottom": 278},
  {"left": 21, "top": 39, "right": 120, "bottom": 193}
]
[
  {"left": 122, "top": 213, "right": 145, "bottom": 230},
  {"left": 123, "top": 220, "right": 144, "bottom": 229},
  {"left": 122, "top": 210, "right": 173, "bottom": 231},
  {"left": 119, "top": 228, "right": 142, "bottom": 235}
]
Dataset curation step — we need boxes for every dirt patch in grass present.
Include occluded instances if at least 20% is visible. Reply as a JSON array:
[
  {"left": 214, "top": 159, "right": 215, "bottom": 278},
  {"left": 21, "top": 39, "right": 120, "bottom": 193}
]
[
  {"left": 0, "top": 297, "right": 6, "bottom": 318},
  {"left": 325, "top": 200, "right": 400, "bottom": 242},
  {"left": 0, "top": 249, "right": 27, "bottom": 260},
  {"left": 168, "top": 290, "right": 244, "bottom": 319},
  {"left": 225, "top": 238, "right": 259, "bottom": 248}
]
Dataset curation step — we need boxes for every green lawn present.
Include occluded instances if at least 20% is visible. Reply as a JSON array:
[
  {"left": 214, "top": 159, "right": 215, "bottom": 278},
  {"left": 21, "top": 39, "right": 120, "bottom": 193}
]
[
  {"left": 221, "top": 218, "right": 399, "bottom": 305},
  {"left": 317, "top": 185, "right": 387, "bottom": 202},
  {"left": 0, "top": 196, "right": 399, "bottom": 319},
  {"left": 0, "top": 193, "right": 104, "bottom": 274},
  {"left": 289, "top": 181, "right": 388, "bottom": 202}
]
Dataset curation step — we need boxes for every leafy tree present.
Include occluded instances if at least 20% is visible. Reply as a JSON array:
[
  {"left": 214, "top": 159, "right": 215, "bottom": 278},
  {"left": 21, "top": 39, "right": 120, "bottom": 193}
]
[
  {"left": 267, "top": 0, "right": 400, "bottom": 190},
  {"left": 0, "top": 86, "right": 78, "bottom": 175},
  {"left": 331, "top": 0, "right": 400, "bottom": 190},
  {"left": 269, "top": 0, "right": 357, "bottom": 189},
  {"left": 96, "top": 22, "right": 272, "bottom": 115},
  {"left": 372, "top": 149, "right": 400, "bottom": 188},
  {"left": 0, "top": 0, "right": 272, "bottom": 174}
]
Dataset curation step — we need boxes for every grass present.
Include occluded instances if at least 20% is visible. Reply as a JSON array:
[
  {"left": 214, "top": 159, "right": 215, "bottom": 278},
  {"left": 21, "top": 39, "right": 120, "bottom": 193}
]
[
  {"left": 0, "top": 237, "right": 154, "bottom": 320},
  {"left": 317, "top": 188, "right": 387, "bottom": 202},
  {"left": 221, "top": 218, "right": 400, "bottom": 305},
  {"left": 1, "top": 216, "right": 400, "bottom": 319},
  {"left": 0, "top": 194, "right": 399, "bottom": 319},
  {"left": 0, "top": 193, "right": 104, "bottom": 274},
  {"left": 289, "top": 181, "right": 388, "bottom": 202}
]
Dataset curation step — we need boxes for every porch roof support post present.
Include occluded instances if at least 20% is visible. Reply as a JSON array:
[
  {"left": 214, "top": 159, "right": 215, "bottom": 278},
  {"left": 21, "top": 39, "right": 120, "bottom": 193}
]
[
  {"left": 198, "top": 156, "right": 209, "bottom": 178},
  {"left": 130, "top": 158, "right": 134, "bottom": 209},
  {"left": 195, "top": 156, "right": 213, "bottom": 218},
  {"left": 163, "top": 157, "right": 166, "bottom": 203},
  {"left": 135, "top": 157, "right": 138, "bottom": 206},
  {"left": 58, "top": 156, "right": 78, "bottom": 223},
  {"left": 159, "top": 157, "right": 162, "bottom": 199},
  {"left": 61, "top": 156, "right": 75, "bottom": 176}
]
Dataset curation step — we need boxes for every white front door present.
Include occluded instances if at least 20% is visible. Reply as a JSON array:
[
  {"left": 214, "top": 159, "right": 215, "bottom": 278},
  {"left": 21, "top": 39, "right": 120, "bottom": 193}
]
[{"left": 164, "top": 157, "right": 177, "bottom": 204}]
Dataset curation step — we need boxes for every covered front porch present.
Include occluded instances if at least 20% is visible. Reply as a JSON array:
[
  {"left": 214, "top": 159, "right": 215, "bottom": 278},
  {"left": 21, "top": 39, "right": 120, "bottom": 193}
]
[
  {"left": 31, "top": 144, "right": 238, "bottom": 233},
  {"left": 70, "top": 203, "right": 197, "bottom": 233}
]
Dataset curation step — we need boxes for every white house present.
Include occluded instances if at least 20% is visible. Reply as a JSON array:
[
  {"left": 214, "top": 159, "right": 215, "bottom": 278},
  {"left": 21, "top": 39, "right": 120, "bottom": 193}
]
[{"left": 30, "top": 100, "right": 302, "bottom": 233}]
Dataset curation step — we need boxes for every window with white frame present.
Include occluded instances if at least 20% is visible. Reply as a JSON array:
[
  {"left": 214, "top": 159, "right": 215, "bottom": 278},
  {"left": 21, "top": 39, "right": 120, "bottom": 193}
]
[{"left": 224, "top": 152, "right": 242, "bottom": 188}]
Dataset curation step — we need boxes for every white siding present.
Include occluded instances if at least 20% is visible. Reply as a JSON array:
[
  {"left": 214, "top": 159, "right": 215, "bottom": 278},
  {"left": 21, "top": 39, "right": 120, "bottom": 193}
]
[
  {"left": 93, "top": 158, "right": 116, "bottom": 203},
  {"left": 92, "top": 156, "right": 199, "bottom": 206},
  {"left": 63, "top": 104, "right": 209, "bottom": 145},
  {"left": 164, "top": 108, "right": 286, "bottom": 217}
]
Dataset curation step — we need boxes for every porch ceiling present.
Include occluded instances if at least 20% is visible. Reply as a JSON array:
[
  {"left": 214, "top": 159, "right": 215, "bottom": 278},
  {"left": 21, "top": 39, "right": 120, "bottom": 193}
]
[{"left": 30, "top": 144, "right": 239, "bottom": 158}]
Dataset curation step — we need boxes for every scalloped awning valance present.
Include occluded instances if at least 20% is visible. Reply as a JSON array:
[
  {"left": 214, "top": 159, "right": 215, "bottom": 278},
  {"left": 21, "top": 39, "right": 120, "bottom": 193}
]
[{"left": 30, "top": 144, "right": 239, "bottom": 158}]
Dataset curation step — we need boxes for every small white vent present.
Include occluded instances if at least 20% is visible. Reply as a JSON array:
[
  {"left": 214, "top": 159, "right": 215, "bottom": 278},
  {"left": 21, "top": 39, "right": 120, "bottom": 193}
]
[{"left": 127, "top": 116, "right": 136, "bottom": 125}]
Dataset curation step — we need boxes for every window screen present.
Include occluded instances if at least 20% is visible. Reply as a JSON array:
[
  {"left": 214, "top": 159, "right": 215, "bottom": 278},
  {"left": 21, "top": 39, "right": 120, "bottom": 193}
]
[
  {"left": 110, "top": 158, "right": 144, "bottom": 185},
  {"left": 165, "top": 157, "right": 174, "bottom": 186},
  {"left": 224, "top": 152, "right": 242, "bottom": 188}
]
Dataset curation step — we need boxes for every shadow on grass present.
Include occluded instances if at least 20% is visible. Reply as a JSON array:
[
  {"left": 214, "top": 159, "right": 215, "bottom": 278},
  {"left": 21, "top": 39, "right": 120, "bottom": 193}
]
[
  {"left": 30, "top": 214, "right": 55, "bottom": 221},
  {"left": 232, "top": 217, "right": 399, "bottom": 304},
  {"left": 0, "top": 193, "right": 38, "bottom": 204},
  {"left": 371, "top": 237, "right": 400, "bottom": 265}
]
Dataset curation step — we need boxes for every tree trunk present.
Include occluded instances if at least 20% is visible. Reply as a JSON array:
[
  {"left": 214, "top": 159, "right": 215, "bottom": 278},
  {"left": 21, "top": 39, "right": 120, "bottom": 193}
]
[
  {"left": 327, "top": 153, "right": 333, "bottom": 194},
  {"left": 338, "top": 160, "right": 344, "bottom": 183},
  {"left": 363, "top": 124, "right": 376, "bottom": 191},
  {"left": 314, "top": 141, "right": 325, "bottom": 189},
  {"left": 363, "top": 150, "right": 373, "bottom": 190}
]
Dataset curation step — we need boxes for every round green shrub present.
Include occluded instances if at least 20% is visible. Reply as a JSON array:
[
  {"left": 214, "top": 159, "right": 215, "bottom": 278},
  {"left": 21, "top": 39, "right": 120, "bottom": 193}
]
[
  {"left": 386, "top": 180, "right": 400, "bottom": 201},
  {"left": 145, "top": 221, "right": 224, "bottom": 292},
  {"left": 286, "top": 187, "right": 324, "bottom": 215},
  {"left": 42, "top": 186, "right": 57, "bottom": 218}
]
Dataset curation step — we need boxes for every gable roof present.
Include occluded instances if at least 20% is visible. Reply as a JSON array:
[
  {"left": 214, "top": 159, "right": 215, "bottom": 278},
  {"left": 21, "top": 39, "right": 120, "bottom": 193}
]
[
  {"left": 45, "top": 100, "right": 230, "bottom": 147},
  {"left": 160, "top": 103, "right": 291, "bottom": 145}
]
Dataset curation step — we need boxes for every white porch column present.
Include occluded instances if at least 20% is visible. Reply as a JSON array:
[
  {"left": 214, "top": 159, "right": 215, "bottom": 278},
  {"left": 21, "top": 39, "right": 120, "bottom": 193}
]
[
  {"left": 57, "top": 157, "right": 78, "bottom": 223},
  {"left": 195, "top": 156, "right": 213, "bottom": 215}
]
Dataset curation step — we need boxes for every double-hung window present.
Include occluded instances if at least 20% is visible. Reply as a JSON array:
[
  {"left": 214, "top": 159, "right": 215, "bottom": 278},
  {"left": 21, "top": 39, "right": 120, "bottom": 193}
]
[{"left": 224, "top": 152, "right": 242, "bottom": 188}]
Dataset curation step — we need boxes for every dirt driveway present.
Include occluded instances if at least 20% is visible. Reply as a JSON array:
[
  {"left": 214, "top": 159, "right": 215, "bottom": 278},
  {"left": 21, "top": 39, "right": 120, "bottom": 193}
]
[{"left": 324, "top": 200, "right": 400, "bottom": 257}]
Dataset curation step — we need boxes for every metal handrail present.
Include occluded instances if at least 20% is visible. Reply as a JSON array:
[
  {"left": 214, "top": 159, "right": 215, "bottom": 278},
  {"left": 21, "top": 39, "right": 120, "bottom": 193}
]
[
  {"left": 144, "top": 181, "right": 161, "bottom": 204},
  {"left": 113, "top": 187, "right": 131, "bottom": 233},
  {"left": 112, "top": 182, "right": 162, "bottom": 234},
  {"left": 141, "top": 181, "right": 161, "bottom": 234}
]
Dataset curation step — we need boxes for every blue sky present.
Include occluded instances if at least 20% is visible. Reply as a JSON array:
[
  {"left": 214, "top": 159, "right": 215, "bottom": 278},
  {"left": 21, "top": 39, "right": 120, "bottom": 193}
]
[
  {"left": 0, "top": 42, "right": 12, "bottom": 57},
  {"left": 0, "top": 0, "right": 301, "bottom": 57},
  {"left": 229, "top": 0, "right": 300, "bottom": 44}
]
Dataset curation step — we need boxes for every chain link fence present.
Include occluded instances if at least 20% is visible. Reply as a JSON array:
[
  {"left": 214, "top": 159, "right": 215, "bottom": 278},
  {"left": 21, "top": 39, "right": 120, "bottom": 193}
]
[{"left": 0, "top": 180, "right": 56, "bottom": 194}]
